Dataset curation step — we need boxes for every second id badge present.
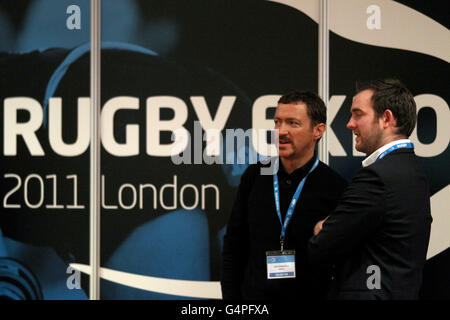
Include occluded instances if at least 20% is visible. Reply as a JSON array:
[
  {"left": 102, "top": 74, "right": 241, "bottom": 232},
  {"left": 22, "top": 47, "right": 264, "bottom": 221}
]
[{"left": 266, "top": 250, "right": 296, "bottom": 279}]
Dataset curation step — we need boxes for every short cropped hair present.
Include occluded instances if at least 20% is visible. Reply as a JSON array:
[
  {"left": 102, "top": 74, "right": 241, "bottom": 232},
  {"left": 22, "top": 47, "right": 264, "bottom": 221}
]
[
  {"left": 278, "top": 90, "right": 326, "bottom": 128},
  {"left": 355, "top": 78, "right": 417, "bottom": 137}
]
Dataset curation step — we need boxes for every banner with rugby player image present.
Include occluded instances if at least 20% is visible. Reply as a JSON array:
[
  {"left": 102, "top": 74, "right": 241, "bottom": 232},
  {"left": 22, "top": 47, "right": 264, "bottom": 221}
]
[
  {"left": 0, "top": 0, "right": 448, "bottom": 300},
  {"left": 0, "top": 0, "right": 320, "bottom": 300},
  {"left": 326, "top": 0, "right": 449, "bottom": 299},
  {"left": 0, "top": 0, "right": 92, "bottom": 299}
]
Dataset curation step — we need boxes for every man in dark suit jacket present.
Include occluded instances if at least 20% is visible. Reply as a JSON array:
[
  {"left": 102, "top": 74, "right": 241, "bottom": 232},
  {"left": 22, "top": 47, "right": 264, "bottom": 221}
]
[{"left": 308, "top": 78, "right": 432, "bottom": 300}]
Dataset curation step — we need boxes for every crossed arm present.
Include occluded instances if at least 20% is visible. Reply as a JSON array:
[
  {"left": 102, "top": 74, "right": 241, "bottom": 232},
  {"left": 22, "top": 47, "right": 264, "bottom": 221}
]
[{"left": 308, "top": 167, "right": 386, "bottom": 266}]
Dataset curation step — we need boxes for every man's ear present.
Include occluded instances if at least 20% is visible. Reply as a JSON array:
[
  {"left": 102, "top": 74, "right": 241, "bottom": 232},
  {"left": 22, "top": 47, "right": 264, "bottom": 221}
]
[
  {"left": 382, "top": 109, "right": 397, "bottom": 129},
  {"left": 313, "top": 123, "right": 326, "bottom": 141}
]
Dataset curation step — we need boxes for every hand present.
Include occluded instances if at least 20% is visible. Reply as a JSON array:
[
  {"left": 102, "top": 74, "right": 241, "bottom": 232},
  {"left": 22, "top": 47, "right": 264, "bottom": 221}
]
[{"left": 313, "top": 217, "right": 329, "bottom": 236}]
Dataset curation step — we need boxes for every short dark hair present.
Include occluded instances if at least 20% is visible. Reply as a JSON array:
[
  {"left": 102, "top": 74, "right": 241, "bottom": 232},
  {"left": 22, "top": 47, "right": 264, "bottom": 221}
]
[
  {"left": 355, "top": 78, "right": 416, "bottom": 137},
  {"left": 278, "top": 90, "right": 326, "bottom": 127}
]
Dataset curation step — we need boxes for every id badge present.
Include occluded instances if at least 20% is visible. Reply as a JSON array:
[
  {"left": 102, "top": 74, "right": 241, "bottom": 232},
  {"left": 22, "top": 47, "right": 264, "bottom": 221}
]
[{"left": 266, "top": 250, "right": 296, "bottom": 279}]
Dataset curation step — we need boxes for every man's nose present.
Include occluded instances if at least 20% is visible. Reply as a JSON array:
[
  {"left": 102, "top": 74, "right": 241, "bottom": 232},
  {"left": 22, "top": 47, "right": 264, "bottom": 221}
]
[
  {"left": 346, "top": 118, "right": 356, "bottom": 130},
  {"left": 276, "top": 121, "right": 289, "bottom": 133},
  {"left": 278, "top": 126, "right": 288, "bottom": 136}
]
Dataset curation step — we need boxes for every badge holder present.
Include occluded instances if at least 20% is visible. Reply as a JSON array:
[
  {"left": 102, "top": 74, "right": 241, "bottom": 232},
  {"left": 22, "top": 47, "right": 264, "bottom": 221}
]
[{"left": 266, "top": 237, "right": 296, "bottom": 279}]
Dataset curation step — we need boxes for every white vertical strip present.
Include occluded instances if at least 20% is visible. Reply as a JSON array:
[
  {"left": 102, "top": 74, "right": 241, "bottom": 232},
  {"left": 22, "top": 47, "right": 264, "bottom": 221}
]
[
  {"left": 90, "top": 0, "right": 101, "bottom": 300},
  {"left": 318, "top": 0, "right": 329, "bottom": 164}
]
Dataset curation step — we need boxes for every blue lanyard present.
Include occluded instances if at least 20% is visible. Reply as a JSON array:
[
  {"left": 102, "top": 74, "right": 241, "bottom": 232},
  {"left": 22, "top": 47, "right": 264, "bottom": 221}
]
[
  {"left": 273, "top": 157, "right": 319, "bottom": 249},
  {"left": 376, "top": 142, "right": 414, "bottom": 161}
]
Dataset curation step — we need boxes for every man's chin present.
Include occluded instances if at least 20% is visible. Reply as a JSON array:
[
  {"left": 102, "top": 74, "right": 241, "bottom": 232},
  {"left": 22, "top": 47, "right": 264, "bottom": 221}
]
[
  {"left": 278, "top": 151, "right": 291, "bottom": 159},
  {"left": 355, "top": 144, "right": 368, "bottom": 155}
]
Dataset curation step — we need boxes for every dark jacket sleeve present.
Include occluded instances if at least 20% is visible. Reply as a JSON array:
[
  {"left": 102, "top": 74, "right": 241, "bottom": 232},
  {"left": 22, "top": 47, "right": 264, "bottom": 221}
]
[
  {"left": 308, "top": 167, "right": 385, "bottom": 266},
  {"left": 221, "top": 165, "right": 257, "bottom": 299}
]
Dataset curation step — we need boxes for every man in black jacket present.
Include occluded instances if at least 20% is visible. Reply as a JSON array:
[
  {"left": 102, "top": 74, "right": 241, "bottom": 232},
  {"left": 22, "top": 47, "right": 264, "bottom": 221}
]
[
  {"left": 221, "top": 91, "right": 348, "bottom": 299},
  {"left": 308, "top": 79, "right": 432, "bottom": 299}
]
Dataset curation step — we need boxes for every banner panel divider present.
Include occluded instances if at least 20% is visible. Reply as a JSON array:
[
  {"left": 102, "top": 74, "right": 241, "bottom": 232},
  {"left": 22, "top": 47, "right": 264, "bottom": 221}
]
[
  {"left": 318, "top": 0, "right": 330, "bottom": 164},
  {"left": 90, "top": 0, "right": 101, "bottom": 301}
]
